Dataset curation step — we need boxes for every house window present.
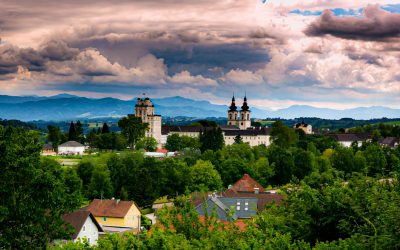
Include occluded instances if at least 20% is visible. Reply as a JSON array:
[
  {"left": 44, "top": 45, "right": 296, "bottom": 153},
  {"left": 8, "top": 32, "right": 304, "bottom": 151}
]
[
  {"left": 83, "top": 226, "right": 86, "bottom": 232},
  {"left": 103, "top": 217, "right": 107, "bottom": 222},
  {"left": 236, "top": 201, "right": 241, "bottom": 211}
]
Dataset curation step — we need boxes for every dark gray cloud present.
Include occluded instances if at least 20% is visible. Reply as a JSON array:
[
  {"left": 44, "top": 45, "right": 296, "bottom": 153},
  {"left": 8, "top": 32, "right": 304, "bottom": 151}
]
[{"left": 305, "top": 5, "right": 400, "bottom": 40}]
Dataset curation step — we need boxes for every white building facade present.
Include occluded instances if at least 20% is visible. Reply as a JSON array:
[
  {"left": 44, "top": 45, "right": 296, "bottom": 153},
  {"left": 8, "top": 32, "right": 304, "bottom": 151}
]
[{"left": 58, "top": 141, "right": 85, "bottom": 155}]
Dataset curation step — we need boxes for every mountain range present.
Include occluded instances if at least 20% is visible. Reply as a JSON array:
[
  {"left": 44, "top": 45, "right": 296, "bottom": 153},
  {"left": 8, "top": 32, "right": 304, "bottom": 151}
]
[{"left": 0, "top": 94, "right": 398, "bottom": 121}]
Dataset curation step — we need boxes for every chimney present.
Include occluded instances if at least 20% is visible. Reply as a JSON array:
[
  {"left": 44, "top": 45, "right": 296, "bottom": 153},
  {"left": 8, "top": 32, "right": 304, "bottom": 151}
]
[
  {"left": 254, "top": 187, "right": 259, "bottom": 194},
  {"left": 228, "top": 184, "right": 232, "bottom": 190}
]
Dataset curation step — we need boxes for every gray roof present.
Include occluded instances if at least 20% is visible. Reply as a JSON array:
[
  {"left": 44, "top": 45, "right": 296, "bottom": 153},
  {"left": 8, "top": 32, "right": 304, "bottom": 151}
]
[
  {"left": 195, "top": 196, "right": 257, "bottom": 221},
  {"left": 328, "top": 133, "right": 371, "bottom": 142},
  {"left": 43, "top": 144, "right": 54, "bottom": 150},
  {"left": 59, "top": 141, "right": 84, "bottom": 147},
  {"left": 223, "top": 128, "right": 271, "bottom": 136},
  {"left": 195, "top": 196, "right": 237, "bottom": 221},
  {"left": 219, "top": 197, "right": 258, "bottom": 219},
  {"left": 380, "top": 137, "right": 399, "bottom": 148}
]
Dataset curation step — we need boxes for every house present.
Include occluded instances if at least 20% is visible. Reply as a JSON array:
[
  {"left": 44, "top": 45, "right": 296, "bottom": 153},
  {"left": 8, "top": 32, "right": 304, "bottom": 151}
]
[
  {"left": 58, "top": 141, "right": 85, "bottom": 155},
  {"left": 193, "top": 174, "right": 284, "bottom": 221},
  {"left": 195, "top": 196, "right": 258, "bottom": 221},
  {"left": 227, "top": 173, "right": 266, "bottom": 193},
  {"left": 86, "top": 199, "right": 141, "bottom": 233},
  {"left": 223, "top": 174, "right": 284, "bottom": 212},
  {"left": 62, "top": 210, "right": 103, "bottom": 245},
  {"left": 380, "top": 137, "right": 399, "bottom": 148},
  {"left": 294, "top": 121, "right": 313, "bottom": 134},
  {"left": 328, "top": 133, "right": 371, "bottom": 147},
  {"left": 42, "top": 144, "right": 56, "bottom": 156}
]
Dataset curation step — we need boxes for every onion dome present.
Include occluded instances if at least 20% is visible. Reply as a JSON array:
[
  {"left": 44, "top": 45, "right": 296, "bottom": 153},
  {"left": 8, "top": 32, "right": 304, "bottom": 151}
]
[
  {"left": 241, "top": 96, "right": 249, "bottom": 111},
  {"left": 229, "top": 95, "right": 237, "bottom": 111}
]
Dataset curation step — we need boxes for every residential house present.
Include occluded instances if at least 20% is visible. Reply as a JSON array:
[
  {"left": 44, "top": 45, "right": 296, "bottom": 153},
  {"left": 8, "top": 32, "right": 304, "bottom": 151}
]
[
  {"left": 86, "top": 199, "right": 141, "bottom": 233},
  {"left": 42, "top": 144, "right": 56, "bottom": 156},
  {"left": 380, "top": 137, "right": 399, "bottom": 148},
  {"left": 58, "top": 141, "right": 85, "bottom": 155},
  {"left": 193, "top": 174, "right": 284, "bottom": 221},
  {"left": 328, "top": 133, "right": 371, "bottom": 147},
  {"left": 62, "top": 210, "right": 103, "bottom": 245}
]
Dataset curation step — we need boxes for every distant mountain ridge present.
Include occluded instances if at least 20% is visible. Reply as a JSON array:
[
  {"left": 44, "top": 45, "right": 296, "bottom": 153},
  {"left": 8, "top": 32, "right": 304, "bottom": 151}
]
[{"left": 0, "top": 94, "right": 398, "bottom": 121}]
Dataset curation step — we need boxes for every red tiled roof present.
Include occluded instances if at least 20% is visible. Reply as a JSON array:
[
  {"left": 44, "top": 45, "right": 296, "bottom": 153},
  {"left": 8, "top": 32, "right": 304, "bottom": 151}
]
[
  {"left": 63, "top": 210, "right": 103, "bottom": 239},
  {"left": 86, "top": 199, "right": 136, "bottom": 218},
  {"left": 156, "top": 149, "right": 169, "bottom": 153},
  {"left": 229, "top": 174, "right": 266, "bottom": 193}
]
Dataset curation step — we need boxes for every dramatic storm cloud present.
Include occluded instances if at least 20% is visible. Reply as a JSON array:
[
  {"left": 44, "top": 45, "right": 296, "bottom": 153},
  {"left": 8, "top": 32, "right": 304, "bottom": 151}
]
[{"left": 0, "top": 0, "right": 399, "bottom": 109}]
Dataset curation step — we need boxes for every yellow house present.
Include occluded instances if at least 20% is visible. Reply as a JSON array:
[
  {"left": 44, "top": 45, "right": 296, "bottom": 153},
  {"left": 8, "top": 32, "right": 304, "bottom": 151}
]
[{"left": 86, "top": 199, "right": 141, "bottom": 232}]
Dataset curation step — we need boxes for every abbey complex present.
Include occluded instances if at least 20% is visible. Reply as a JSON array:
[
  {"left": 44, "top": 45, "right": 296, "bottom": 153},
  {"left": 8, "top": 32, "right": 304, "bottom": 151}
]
[{"left": 134, "top": 95, "right": 271, "bottom": 147}]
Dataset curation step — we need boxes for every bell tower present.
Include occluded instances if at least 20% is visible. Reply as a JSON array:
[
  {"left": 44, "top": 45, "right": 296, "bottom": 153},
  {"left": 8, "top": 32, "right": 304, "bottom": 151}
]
[
  {"left": 227, "top": 95, "right": 238, "bottom": 126},
  {"left": 239, "top": 95, "right": 251, "bottom": 130}
]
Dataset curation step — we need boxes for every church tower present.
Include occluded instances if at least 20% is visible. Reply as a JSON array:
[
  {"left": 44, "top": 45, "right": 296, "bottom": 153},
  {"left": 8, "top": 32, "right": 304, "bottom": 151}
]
[
  {"left": 134, "top": 96, "right": 162, "bottom": 146},
  {"left": 239, "top": 95, "right": 251, "bottom": 130},
  {"left": 227, "top": 95, "right": 239, "bottom": 126}
]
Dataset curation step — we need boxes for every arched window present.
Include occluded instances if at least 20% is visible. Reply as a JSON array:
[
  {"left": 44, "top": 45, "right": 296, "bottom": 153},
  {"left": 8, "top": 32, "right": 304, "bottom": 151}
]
[{"left": 247, "top": 114, "right": 249, "bottom": 120}]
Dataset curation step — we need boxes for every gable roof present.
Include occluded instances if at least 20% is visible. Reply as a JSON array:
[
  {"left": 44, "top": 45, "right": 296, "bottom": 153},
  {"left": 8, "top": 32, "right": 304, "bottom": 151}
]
[
  {"left": 327, "top": 133, "right": 371, "bottom": 142},
  {"left": 229, "top": 174, "right": 266, "bottom": 193},
  {"left": 63, "top": 210, "right": 103, "bottom": 239},
  {"left": 59, "top": 141, "right": 84, "bottom": 147},
  {"left": 380, "top": 137, "right": 399, "bottom": 147},
  {"left": 86, "top": 199, "right": 137, "bottom": 218},
  {"left": 43, "top": 144, "right": 54, "bottom": 150}
]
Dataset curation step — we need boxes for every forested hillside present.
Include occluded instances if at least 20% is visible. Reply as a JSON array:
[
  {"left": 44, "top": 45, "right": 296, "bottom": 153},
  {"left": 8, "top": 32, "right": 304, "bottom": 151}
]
[{"left": 1, "top": 121, "right": 399, "bottom": 249}]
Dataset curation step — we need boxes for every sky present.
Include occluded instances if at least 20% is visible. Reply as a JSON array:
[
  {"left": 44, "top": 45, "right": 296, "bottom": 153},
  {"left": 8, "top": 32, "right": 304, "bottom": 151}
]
[{"left": 1, "top": 0, "right": 400, "bottom": 110}]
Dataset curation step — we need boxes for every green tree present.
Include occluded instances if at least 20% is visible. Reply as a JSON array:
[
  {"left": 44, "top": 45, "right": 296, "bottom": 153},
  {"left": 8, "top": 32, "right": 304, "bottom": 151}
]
[
  {"left": 267, "top": 145, "right": 295, "bottom": 185},
  {"left": 292, "top": 148, "right": 316, "bottom": 180},
  {"left": 75, "top": 120, "right": 84, "bottom": 144},
  {"left": 371, "top": 129, "right": 382, "bottom": 143},
  {"left": 47, "top": 125, "right": 61, "bottom": 150},
  {"left": 0, "top": 127, "right": 81, "bottom": 249},
  {"left": 88, "top": 165, "right": 114, "bottom": 199},
  {"left": 331, "top": 146, "right": 355, "bottom": 174},
  {"left": 165, "top": 133, "right": 181, "bottom": 151},
  {"left": 86, "top": 128, "right": 97, "bottom": 148},
  {"left": 364, "top": 144, "right": 387, "bottom": 176},
  {"left": 252, "top": 157, "right": 274, "bottom": 187},
  {"left": 68, "top": 121, "right": 77, "bottom": 141},
  {"left": 118, "top": 115, "right": 149, "bottom": 149},
  {"left": 270, "top": 120, "right": 298, "bottom": 148},
  {"left": 136, "top": 137, "right": 158, "bottom": 151},
  {"left": 76, "top": 160, "right": 95, "bottom": 190},
  {"left": 219, "top": 158, "right": 249, "bottom": 187},
  {"left": 234, "top": 134, "right": 243, "bottom": 144},
  {"left": 190, "top": 160, "right": 222, "bottom": 191},
  {"left": 199, "top": 127, "right": 224, "bottom": 152},
  {"left": 101, "top": 122, "right": 110, "bottom": 134}
]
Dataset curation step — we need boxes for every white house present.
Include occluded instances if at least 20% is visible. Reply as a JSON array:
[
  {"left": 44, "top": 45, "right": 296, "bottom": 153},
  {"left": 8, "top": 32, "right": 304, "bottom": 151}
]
[
  {"left": 328, "top": 133, "right": 371, "bottom": 148},
  {"left": 58, "top": 141, "right": 85, "bottom": 155},
  {"left": 62, "top": 210, "right": 103, "bottom": 245}
]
